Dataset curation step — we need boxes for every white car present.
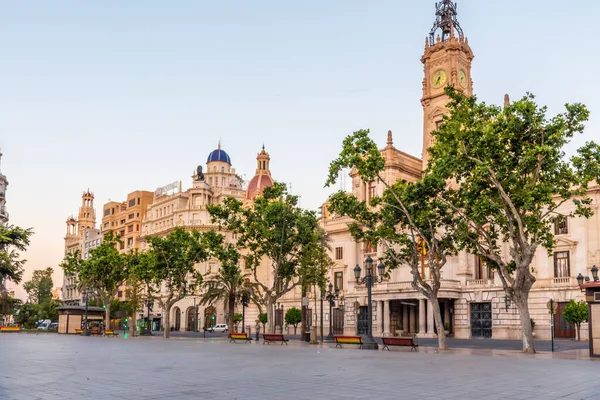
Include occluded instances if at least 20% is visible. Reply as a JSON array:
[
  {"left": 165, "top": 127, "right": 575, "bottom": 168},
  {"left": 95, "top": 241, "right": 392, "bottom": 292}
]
[{"left": 207, "top": 324, "right": 228, "bottom": 333}]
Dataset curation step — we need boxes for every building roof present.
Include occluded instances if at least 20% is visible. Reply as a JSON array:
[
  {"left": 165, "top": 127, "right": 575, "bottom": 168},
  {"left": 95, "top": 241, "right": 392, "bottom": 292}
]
[
  {"left": 207, "top": 145, "right": 232, "bottom": 165},
  {"left": 246, "top": 174, "right": 274, "bottom": 200}
]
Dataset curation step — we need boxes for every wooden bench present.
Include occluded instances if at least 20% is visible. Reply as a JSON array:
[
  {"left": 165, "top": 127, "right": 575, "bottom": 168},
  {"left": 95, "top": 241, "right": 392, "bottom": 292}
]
[
  {"left": 382, "top": 337, "right": 419, "bottom": 351},
  {"left": 104, "top": 329, "right": 118, "bottom": 337},
  {"left": 334, "top": 335, "right": 363, "bottom": 349},
  {"left": 0, "top": 326, "right": 20, "bottom": 333},
  {"left": 75, "top": 329, "right": 83, "bottom": 335},
  {"left": 263, "top": 333, "right": 289, "bottom": 345},
  {"left": 228, "top": 332, "right": 252, "bottom": 343}
]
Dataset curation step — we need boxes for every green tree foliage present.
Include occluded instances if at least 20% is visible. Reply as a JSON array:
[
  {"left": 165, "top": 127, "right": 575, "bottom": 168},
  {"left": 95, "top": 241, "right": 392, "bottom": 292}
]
[
  {"left": 0, "top": 224, "right": 33, "bottom": 289},
  {"left": 428, "top": 87, "right": 600, "bottom": 353},
  {"left": 285, "top": 307, "right": 302, "bottom": 334},
  {"left": 326, "top": 129, "right": 458, "bottom": 350},
  {"left": 14, "top": 303, "right": 42, "bottom": 329},
  {"left": 0, "top": 292, "right": 21, "bottom": 324},
  {"left": 258, "top": 312, "right": 268, "bottom": 333},
  {"left": 207, "top": 183, "right": 331, "bottom": 333},
  {"left": 23, "top": 267, "right": 54, "bottom": 305},
  {"left": 138, "top": 227, "right": 208, "bottom": 339},
  {"left": 198, "top": 231, "right": 260, "bottom": 334},
  {"left": 563, "top": 300, "right": 589, "bottom": 341},
  {"left": 61, "top": 231, "right": 128, "bottom": 329}
]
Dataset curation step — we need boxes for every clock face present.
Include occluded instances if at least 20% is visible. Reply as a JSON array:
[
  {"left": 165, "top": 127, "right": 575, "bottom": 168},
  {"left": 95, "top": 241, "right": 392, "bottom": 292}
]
[
  {"left": 432, "top": 70, "right": 447, "bottom": 88},
  {"left": 458, "top": 70, "right": 467, "bottom": 88}
]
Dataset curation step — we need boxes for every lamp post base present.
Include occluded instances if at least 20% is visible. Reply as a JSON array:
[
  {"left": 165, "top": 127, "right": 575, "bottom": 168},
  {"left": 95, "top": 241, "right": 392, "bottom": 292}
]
[
  {"left": 324, "top": 333, "right": 335, "bottom": 342},
  {"left": 82, "top": 330, "right": 90, "bottom": 337},
  {"left": 361, "top": 335, "right": 379, "bottom": 350}
]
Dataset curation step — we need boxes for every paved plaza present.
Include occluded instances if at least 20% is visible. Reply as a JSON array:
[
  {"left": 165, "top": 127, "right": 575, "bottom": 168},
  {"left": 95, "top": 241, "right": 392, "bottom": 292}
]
[{"left": 1, "top": 334, "right": 599, "bottom": 400}]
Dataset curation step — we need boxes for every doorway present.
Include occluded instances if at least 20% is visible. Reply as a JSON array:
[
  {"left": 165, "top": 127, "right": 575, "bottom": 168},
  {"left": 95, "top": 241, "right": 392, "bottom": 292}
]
[
  {"left": 333, "top": 308, "right": 344, "bottom": 334},
  {"left": 357, "top": 306, "right": 369, "bottom": 335},
  {"left": 470, "top": 302, "right": 492, "bottom": 338},
  {"left": 173, "top": 307, "right": 181, "bottom": 331},
  {"left": 554, "top": 302, "right": 576, "bottom": 339}
]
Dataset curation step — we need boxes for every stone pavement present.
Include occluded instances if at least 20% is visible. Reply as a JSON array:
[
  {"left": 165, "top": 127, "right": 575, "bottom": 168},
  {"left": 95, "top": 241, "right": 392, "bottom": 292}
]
[{"left": 1, "top": 334, "right": 599, "bottom": 400}]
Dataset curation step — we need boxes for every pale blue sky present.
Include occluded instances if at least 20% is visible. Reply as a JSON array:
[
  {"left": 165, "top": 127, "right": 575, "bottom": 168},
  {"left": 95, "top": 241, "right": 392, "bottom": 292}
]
[{"left": 2, "top": 0, "right": 599, "bottom": 299}]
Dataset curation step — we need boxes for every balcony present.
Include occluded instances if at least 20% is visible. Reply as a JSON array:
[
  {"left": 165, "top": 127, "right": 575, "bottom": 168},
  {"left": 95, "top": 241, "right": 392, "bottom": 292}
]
[
  {"left": 534, "top": 277, "right": 578, "bottom": 289},
  {"left": 465, "top": 279, "right": 496, "bottom": 288}
]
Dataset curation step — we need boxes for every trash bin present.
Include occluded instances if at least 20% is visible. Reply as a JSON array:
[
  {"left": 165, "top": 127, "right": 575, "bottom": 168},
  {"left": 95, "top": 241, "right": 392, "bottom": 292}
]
[{"left": 305, "top": 328, "right": 311, "bottom": 343}]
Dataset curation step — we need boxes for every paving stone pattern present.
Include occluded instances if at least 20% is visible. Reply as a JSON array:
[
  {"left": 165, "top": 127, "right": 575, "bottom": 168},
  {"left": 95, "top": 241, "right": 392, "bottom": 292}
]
[{"left": 1, "top": 334, "right": 599, "bottom": 400}]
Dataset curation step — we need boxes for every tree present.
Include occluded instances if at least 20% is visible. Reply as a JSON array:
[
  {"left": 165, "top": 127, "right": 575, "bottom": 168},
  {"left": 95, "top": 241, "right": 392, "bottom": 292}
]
[
  {"left": 14, "top": 303, "right": 42, "bottom": 329},
  {"left": 0, "top": 292, "right": 21, "bottom": 324},
  {"left": 428, "top": 87, "right": 600, "bottom": 353},
  {"left": 285, "top": 307, "right": 302, "bottom": 334},
  {"left": 0, "top": 224, "right": 33, "bottom": 290},
  {"left": 198, "top": 231, "right": 260, "bottom": 335},
  {"left": 141, "top": 228, "right": 208, "bottom": 339},
  {"left": 327, "top": 129, "right": 458, "bottom": 350},
  {"left": 23, "top": 267, "right": 54, "bottom": 305},
  {"left": 124, "top": 273, "right": 145, "bottom": 336},
  {"left": 61, "top": 231, "right": 128, "bottom": 330},
  {"left": 207, "top": 183, "right": 329, "bottom": 333},
  {"left": 563, "top": 300, "right": 588, "bottom": 341},
  {"left": 258, "top": 313, "right": 268, "bottom": 333},
  {"left": 233, "top": 313, "right": 243, "bottom": 331}
]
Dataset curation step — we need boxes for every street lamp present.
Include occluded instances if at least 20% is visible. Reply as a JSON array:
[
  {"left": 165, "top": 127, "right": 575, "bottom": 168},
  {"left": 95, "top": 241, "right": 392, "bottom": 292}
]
[
  {"left": 143, "top": 298, "right": 154, "bottom": 336},
  {"left": 241, "top": 292, "right": 250, "bottom": 333},
  {"left": 324, "top": 282, "right": 340, "bottom": 341},
  {"left": 354, "top": 256, "right": 385, "bottom": 350},
  {"left": 82, "top": 289, "right": 91, "bottom": 336},
  {"left": 577, "top": 265, "right": 598, "bottom": 291}
]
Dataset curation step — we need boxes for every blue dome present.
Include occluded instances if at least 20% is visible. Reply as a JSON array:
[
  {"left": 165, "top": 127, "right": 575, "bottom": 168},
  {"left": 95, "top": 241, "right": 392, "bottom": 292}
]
[{"left": 207, "top": 148, "right": 231, "bottom": 164}]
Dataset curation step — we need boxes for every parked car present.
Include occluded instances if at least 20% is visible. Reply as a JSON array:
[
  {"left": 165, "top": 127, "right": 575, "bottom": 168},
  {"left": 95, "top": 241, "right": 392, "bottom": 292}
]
[
  {"left": 48, "top": 322, "right": 58, "bottom": 331},
  {"left": 37, "top": 321, "right": 51, "bottom": 330},
  {"left": 207, "top": 324, "right": 228, "bottom": 333}
]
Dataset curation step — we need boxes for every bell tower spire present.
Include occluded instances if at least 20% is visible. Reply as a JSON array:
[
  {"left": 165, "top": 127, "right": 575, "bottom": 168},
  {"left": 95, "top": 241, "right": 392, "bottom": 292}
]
[
  {"left": 421, "top": 1, "right": 474, "bottom": 170},
  {"left": 429, "top": 1, "right": 464, "bottom": 45}
]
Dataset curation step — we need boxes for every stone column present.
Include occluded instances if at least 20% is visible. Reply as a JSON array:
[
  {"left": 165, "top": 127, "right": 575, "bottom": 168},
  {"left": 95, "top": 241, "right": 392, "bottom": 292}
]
[
  {"left": 418, "top": 299, "right": 426, "bottom": 335},
  {"left": 377, "top": 301, "right": 384, "bottom": 335},
  {"left": 383, "top": 300, "right": 390, "bottom": 337},
  {"left": 403, "top": 304, "right": 409, "bottom": 334},
  {"left": 409, "top": 305, "right": 416, "bottom": 333},
  {"left": 427, "top": 300, "right": 435, "bottom": 334}
]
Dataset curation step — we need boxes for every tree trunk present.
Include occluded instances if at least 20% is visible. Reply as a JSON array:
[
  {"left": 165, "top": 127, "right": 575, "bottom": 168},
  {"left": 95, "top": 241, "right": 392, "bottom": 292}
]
[
  {"left": 163, "top": 304, "right": 171, "bottom": 339},
  {"left": 293, "top": 325, "right": 297, "bottom": 335},
  {"left": 104, "top": 301, "right": 111, "bottom": 331},
  {"left": 430, "top": 296, "right": 447, "bottom": 350},
  {"left": 300, "top": 286, "right": 306, "bottom": 342},
  {"left": 131, "top": 311, "right": 137, "bottom": 336},
  {"left": 266, "top": 298, "right": 274, "bottom": 333},
  {"left": 576, "top": 323, "right": 581, "bottom": 341},
  {"left": 228, "top": 294, "right": 235, "bottom": 332},
  {"left": 513, "top": 293, "right": 535, "bottom": 353}
]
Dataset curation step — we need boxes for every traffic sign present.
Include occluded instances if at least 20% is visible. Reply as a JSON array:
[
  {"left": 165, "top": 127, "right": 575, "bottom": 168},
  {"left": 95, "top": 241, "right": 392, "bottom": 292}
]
[{"left": 547, "top": 299, "right": 558, "bottom": 314}]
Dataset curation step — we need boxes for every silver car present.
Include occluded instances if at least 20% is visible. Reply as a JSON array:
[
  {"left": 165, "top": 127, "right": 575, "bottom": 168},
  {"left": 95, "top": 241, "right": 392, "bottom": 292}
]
[{"left": 207, "top": 324, "right": 228, "bottom": 333}]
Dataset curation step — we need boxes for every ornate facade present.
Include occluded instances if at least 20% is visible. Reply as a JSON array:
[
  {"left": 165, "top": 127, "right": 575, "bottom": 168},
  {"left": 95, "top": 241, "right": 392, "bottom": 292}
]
[
  {"left": 318, "top": 0, "right": 596, "bottom": 341},
  {"left": 62, "top": 191, "right": 101, "bottom": 305}
]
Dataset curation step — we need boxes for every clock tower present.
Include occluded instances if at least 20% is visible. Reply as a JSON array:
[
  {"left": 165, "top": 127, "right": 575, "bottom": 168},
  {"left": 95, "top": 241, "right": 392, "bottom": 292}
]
[{"left": 421, "top": 1, "right": 474, "bottom": 169}]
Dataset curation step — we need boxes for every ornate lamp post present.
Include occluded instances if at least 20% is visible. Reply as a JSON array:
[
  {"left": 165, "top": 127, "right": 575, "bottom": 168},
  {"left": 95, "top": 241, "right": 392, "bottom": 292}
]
[
  {"left": 142, "top": 297, "right": 153, "bottom": 336},
  {"left": 241, "top": 292, "right": 250, "bottom": 333},
  {"left": 353, "top": 256, "right": 385, "bottom": 350},
  {"left": 82, "top": 289, "right": 91, "bottom": 337},
  {"left": 577, "top": 265, "right": 599, "bottom": 290},
  {"left": 325, "top": 282, "right": 340, "bottom": 341}
]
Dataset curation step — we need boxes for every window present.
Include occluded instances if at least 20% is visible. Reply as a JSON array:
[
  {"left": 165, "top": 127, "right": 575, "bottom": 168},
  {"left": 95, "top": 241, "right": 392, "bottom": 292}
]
[
  {"left": 554, "top": 251, "right": 570, "bottom": 278},
  {"left": 128, "top": 225, "right": 133, "bottom": 233},
  {"left": 128, "top": 213, "right": 134, "bottom": 220},
  {"left": 118, "top": 291, "right": 123, "bottom": 298},
  {"left": 475, "top": 256, "right": 493, "bottom": 280},
  {"left": 127, "top": 238, "right": 134, "bottom": 247},
  {"left": 554, "top": 217, "right": 568, "bottom": 235},
  {"left": 120, "top": 219, "right": 126, "bottom": 225},
  {"left": 137, "top": 213, "right": 140, "bottom": 218},
  {"left": 96, "top": 239, "right": 100, "bottom": 245},
  {"left": 369, "top": 183, "right": 376, "bottom": 199},
  {"left": 335, "top": 272, "right": 343, "bottom": 291},
  {"left": 136, "top": 224, "right": 139, "bottom": 231},
  {"left": 104, "top": 209, "right": 110, "bottom": 216},
  {"left": 335, "top": 247, "right": 344, "bottom": 260},
  {"left": 119, "top": 242, "right": 125, "bottom": 250},
  {"left": 104, "top": 222, "right": 109, "bottom": 228},
  {"left": 129, "top": 199, "right": 136, "bottom": 207},
  {"left": 137, "top": 198, "right": 140, "bottom": 205},
  {"left": 120, "top": 230, "right": 125, "bottom": 237}
]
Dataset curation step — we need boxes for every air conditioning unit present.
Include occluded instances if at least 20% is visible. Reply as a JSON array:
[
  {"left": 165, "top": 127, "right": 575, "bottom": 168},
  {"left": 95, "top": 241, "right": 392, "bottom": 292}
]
[{"left": 594, "top": 292, "right": 600, "bottom": 302}]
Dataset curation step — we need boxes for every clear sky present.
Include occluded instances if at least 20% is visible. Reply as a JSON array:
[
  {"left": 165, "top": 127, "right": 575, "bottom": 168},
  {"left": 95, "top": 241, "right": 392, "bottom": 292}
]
[{"left": 2, "top": 0, "right": 599, "bottom": 300}]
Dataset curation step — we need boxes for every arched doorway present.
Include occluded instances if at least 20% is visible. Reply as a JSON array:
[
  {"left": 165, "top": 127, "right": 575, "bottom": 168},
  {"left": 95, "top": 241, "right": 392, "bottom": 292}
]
[
  {"left": 204, "top": 306, "right": 216, "bottom": 329},
  {"left": 173, "top": 307, "right": 181, "bottom": 331},
  {"left": 186, "top": 307, "right": 196, "bottom": 332}
]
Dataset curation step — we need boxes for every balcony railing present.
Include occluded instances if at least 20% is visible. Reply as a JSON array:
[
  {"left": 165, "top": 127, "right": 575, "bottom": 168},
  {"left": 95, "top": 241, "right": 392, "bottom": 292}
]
[
  {"left": 466, "top": 279, "right": 496, "bottom": 287},
  {"left": 534, "top": 277, "right": 577, "bottom": 288}
]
